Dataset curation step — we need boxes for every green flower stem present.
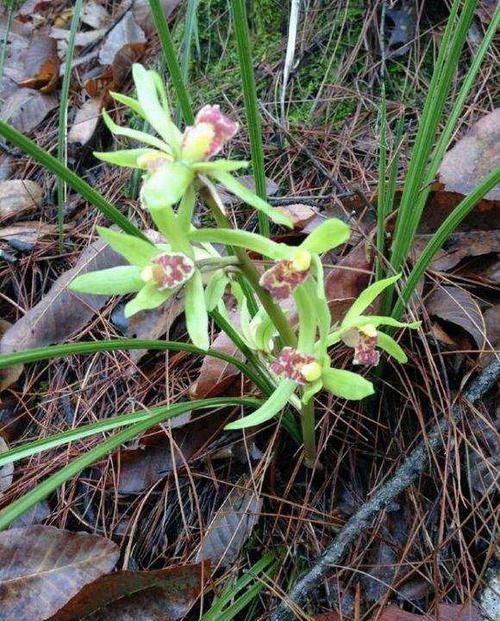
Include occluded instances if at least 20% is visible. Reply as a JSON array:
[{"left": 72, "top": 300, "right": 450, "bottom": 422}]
[
  {"left": 207, "top": 198, "right": 296, "bottom": 347},
  {"left": 300, "top": 398, "right": 316, "bottom": 469},
  {"left": 196, "top": 256, "right": 241, "bottom": 271}
]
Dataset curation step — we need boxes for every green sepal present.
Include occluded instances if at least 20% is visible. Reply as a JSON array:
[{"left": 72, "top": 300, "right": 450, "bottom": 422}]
[
  {"left": 321, "top": 368, "right": 374, "bottom": 400},
  {"left": 343, "top": 274, "right": 400, "bottom": 323},
  {"left": 124, "top": 284, "right": 173, "bottom": 317},
  {"left": 97, "top": 227, "right": 157, "bottom": 267},
  {"left": 132, "top": 64, "right": 182, "bottom": 153},
  {"left": 301, "top": 218, "right": 350, "bottom": 253},
  {"left": 188, "top": 228, "right": 286, "bottom": 260},
  {"left": 70, "top": 266, "right": 143, "bottom": 295},
  {"left": 208, "top": 170, "right": 293, "bottom": 228},
  {"left": 295, "top": 285, "right": 317, "bottom": 354},
  {"left": 94, "top": 148, "right": 161, "bottom": 169},
  {"left": 191, "top": 160, "right": 249, "bottom": 173},
  {"left": 204, "top": 270, "right": 229, "bottom": 312},
  {"left": 344, "top": 315, "right": 421, "bottom": 331},
  {"left": 185, "top": 271, "right": 209, "bottom": 349},
  {"left": 141, "top": 162, "right": 194, "bottom": 208},
  {"left": 148, "top": 205, "right": 193, "bottom": 256},
  {"left": 301, "top": 380, "right": 322, "bottom": 405},
  {"left": 102, "top": 108, "right": 170, "bottom": 153},
  {"left": 109, "top": 91, "right": 146, "bottom": 119},
  {"left": 224, "top": 380, "right": 296, "bottom": 430},
  {"left": 376, "top": 331, "right": 408, "bottom": 363}
]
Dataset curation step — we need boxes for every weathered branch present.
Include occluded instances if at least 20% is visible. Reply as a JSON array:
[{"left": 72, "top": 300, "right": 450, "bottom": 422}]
[{"left": 271, "top": 359, "right": 500, "bottom": 621}]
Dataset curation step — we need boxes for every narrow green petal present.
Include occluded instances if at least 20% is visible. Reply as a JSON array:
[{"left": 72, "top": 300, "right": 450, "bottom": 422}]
[
  {"left": 191, "top": 160, "right": 249, "bottom": 173},
  {"left": 124, "top": 284, "right": 173, "bottom": 317},
  {"left": 301, "top": 218, "right": 350, "bottom": 253},
  {"left": 132, "top": 64, "right": 182, "bottom": 151},
  {"left": 345, "top": 315, "right": 421, "bottom": 331},
  {"left": 343, "top": 274, "right": 401, "bottom": 323},
  {"left": 188, "top": 228, "right": 286, "bottom": 260},
  {"left": 97, "top": 227, "right": 156, "bottom": 266},
  {"left": 204, "top": 270, "right": 229, "bottom": 312},
  {"left": 102, "top": 109, "right": 171, "bottom": 153},
  {"left": 321, "top": 368, "right": 374, "bottom": 400},
  {"left": 376, "top": 331, "right": 408, "bottom": 363},
  {"left": 185, "top": 271, "right": 209, "bottom": 349},
  {"left": 225, "top": 380, "right": 296, "bottom": 430},
  {"left": 208, "top": 170, "right": 293, "bottom": 228},
  {"left": 70, "top": 266, "right": 143, "bottom": 295},
  {"left": 109, "top": 91, "right": 146, "bottom": 119},
  {"left": 141, "top": 162, "right": 194, "bottom": 208},
  {"left": 177, "top": 183, "right": 196, "bottom": 232},
  {"left": 94, "top": 148, "right": 160, "bottom": 169}
]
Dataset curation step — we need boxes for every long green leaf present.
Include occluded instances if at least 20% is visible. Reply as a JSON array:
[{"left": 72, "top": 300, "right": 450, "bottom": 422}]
[
  {"left": 0, "top": 121, "right": 146, "bottom": 240},
  {"left": 231, "top": 0, "right": 269, "bottom": 237},
  {"left": 0, "top": 397, "right": 258, "bottom": 530}
]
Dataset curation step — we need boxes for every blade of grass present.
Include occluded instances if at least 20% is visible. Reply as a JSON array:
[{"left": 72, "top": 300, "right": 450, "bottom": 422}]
[
  {"left": 376, "top": 85, "right": 387, "bottom": 281},
  {"left": 180, "top": 0, "right": 200, "bottom": 83},
  {"left": 383, "top": 0, "right": 478, "bottom": 312},
  {"left": 57, "top": 0, "right": 84, "bottom": 251},
  {"left": 148, "top": 0, "right": 194, "bottom": 124},
  {"left": 0, "top": 120, "right": 147, "bottom": 240},
  {"left": 0, "top": 397, "right": 259, "bottom": 530},
  {"left": 0, "top": 397, "right": 260, "bottom": 469},
  {"left": 391, "top": 166, "right": 500, "bottom": 321},
  {"left": 0, "top": 338, "right": 268, "bottom": 394},
  {"left": 231, "top": 0, "right": 269, "bottom": 237}
]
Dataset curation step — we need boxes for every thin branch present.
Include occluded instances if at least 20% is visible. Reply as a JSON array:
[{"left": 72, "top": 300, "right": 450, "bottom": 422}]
[{"left": 270, "top": 358, "right": 500, "bottom": 621}]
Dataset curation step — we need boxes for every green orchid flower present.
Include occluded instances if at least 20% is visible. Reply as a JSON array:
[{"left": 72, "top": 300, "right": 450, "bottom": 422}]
[
  {"left": 94, "top": 63, "right": 292, "bottom": 229},
  {"left": 69, "top": 227, "right": 223, "bottom": 350},
  {"left": 327, "top": 274, "right": 421, "bottom": 365}
]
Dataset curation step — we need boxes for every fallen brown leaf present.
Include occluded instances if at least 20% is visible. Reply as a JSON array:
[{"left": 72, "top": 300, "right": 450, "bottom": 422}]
[
  {"left": 0, "top": 436, "right": 13, "bottom": 495},
  {"left": 0, "top": 179, "right": 43, "bottom": 222},
  {"left": 98, "top": 11, "right": 145, "bottom": 66},
  {"left": 0, "top": 88, "right": 58, "bottom": 133},
  {"left": 0, "top": 320, "right": 23, "bottom": 391},
  {"left": 0, "top": 525, "right": 119, "bottom": 621},
  {"left": 195, "top": 478, "right": 262, "bottom": 568},
  {"left": 439, "top": 108, "right": 500, "bottom": 201},
  {"left": 0, "top": 221, "right": 69, "bottom": 247},
  {"left": 275, "top": 203, "right": 318, "bottom": 230},
  {"left": 18, "top": 34, "right": 59, "bottom": 93},
  {"left": 132, "top": 0, "right": 182, "bottom": 34},
  {"left": 426, "top": 286, "right": 485, "bottom": 349},
  {"left": 51, "top": 563, "right": 206, "bottom": 621},
  {"left": 0, "top": 239, "right": 125, "bottom": 354},
  {"left": 375, "top": 603, "right": 482, "bottom": 621},
  {"left": 81, "top": 0, "right": 112, "bottom": 30}
]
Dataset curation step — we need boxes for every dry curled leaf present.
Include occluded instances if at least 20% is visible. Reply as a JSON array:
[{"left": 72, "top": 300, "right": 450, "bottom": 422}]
[
  {"left": 0, "top": 320, "right": 23, "bottom": 391},
  {"left": 98, "top": 11, "right": 145, "bottom": 66},
  {"left": 0, "top": 239, "right": 125, "bottom": 354},
  {"left": 426, "top": 286, "right": 485, "bottom": 350},
  {"left": 51, "top": 563, "right": 206, "bottom": 621},
  {"left": 0, "top": 179, "right": 43, "bottom": 223},
  {"left": 0, "top": 88, "right": 58, "bottom": 134},
  {"left": 0, "top": 525, "right": 119, "bottom": 621},
  {"left": 275, "top": 203, "right": 318, "bottom": 230},
  {"left": 81, "top": 0, "right": 111, "bottom": 29},
  {"left": 18, "top": 35, "right": 59, "bottom": 93},
  {"left": 439, "top": 108, "right": 500, "bottom": 201},
  {"left": 195, "top": 479, "right": 262, "bottom": 568},
  {"left": 0, "top": 436, "right": 14, "bottom": 495}
]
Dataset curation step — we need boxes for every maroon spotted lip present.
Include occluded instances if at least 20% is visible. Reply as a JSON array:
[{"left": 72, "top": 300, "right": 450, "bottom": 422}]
[
  {"left": 259, "top": 260, "right": 310, "bottom": 300},
  {"left": 151, "top": 253, "right": 195, "bottom": 290},
  {"left": 270, "top": 347, "right": 318, "bottom": 384}
]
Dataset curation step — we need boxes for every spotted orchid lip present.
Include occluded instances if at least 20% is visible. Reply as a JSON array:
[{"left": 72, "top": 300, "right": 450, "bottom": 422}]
[
  {"left": 144, "top": 253, "right": 195, "bottom": 290},
  {"left": 270, "top": 347, "right": 320, "bottom": 384},
  {"left": 259, "top": 259, "right": 310, "bottom": 300},
  {"left": 181, "top": 105, "right": 239, "bottom": 161}
]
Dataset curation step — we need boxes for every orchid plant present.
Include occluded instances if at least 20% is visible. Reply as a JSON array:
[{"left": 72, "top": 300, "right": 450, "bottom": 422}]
[{"left": 70, "top": 64, "right": 419, "bottom": 465}]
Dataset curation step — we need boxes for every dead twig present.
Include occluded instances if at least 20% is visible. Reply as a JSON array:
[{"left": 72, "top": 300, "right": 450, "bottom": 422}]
[{"left": 270, "top": 358, "right": 500, "bottom": 621}]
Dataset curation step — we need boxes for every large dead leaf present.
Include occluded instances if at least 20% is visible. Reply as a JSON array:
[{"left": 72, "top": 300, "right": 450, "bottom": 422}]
[
  {"left": 426, "top": 286, "right": 485, "bottom": 349},
  {"left": 413, "top": 230, "right": 499, "bottom": 272},
  {"left": 0, "top": 179, "right": 43, "bottom": 222},
  {"left": 0, "top": 525, "right": 119, "bottom": 621},
  {"left": 0, "top": 436, "right": 14, "bottom": 495},
  {"left": 195, "top": 479, "right": 262, "bottom": 568},
  {"left": 190, "top": 309, "right": 242, "bottom": 399},
  {"left": 98, "top": 11, "right": 145, "bottom": 66},
  {"left": 51, "top": 563, "right": 206, "bottom": 621},
  {"left": 0, "top": 320, "right": 23, "bottom": 391},
  {"left": 0, "top": 239, "right": 124, "bottom": 354},
  {"left": 82, "top": 0, "right": 112, "bottom": 30},
  {"left": 0, "top": 221, "right": 70, "bottom": 248},
  {"left": 439, "top": 108, "right": 500, "bottom": 201},
  {"left": 18, "top": 34, "right": 59, "bottom": 93},
  {"left": 68, "top": 97, "right": 103, "bottom": 146},
  {"left": 132, "top": 0, "right": 182, "bottom": 34},
  {"left": 375, "top": 604, "right": 482, "bottom": 621},
  {"left": 0, "top": 88, "right": 58, "bottom": 133}
]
